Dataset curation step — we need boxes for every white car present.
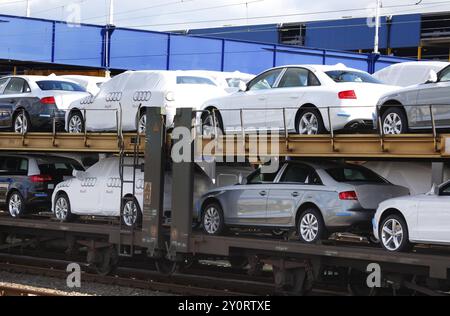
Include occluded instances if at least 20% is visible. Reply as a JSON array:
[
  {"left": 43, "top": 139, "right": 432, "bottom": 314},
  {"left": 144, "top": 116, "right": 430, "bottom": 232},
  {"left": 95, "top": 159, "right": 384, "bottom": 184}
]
[
  {"left": 61, "top": 75, "right": 110, "bottom": 95},
  {"left": 200, "top": 64, "right": 399, "bottom": 135},
  {"left": 373, "top": 61, "right": 450, "bottom": 87},
  {"left": 51, "top": 157, "right": 213, "bottom": 226},
  {"left": 66, "top": 70, "right": 228, "bottom": 133},
  {"left": 373, "top": 181, "right": 450, "bottom": 252}
]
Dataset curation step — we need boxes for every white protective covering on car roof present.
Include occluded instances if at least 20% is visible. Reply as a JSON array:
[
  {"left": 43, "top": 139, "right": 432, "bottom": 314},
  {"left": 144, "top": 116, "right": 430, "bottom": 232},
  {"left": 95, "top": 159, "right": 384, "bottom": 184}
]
[
  {"left": 373, "top": 61, "right": 450, "bottom": 87},
  {"left": 363, "top": 161, "right": 450, "bottom": 195}
]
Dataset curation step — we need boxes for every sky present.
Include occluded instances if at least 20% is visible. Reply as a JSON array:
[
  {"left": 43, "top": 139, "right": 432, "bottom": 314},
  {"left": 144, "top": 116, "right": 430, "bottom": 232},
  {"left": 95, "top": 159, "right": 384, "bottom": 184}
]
[{"left": 0, "top": 0, "right": 449, "bottom": 31}]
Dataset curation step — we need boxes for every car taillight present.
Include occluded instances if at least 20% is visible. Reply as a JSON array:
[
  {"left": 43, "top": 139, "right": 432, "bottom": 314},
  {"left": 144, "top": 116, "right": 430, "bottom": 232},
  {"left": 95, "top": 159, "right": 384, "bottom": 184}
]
[
  {"left": 30, "top": 175, "right": 53, "bottom": 183},
  {"left": 40, "top": 96, "right": 56, "bottom": 105},
  {"left": 339, "top": 191, "right": 358, "bottom": 200},
  {"left": 338, "top": 90, "right": 357, "bottom": 99}
]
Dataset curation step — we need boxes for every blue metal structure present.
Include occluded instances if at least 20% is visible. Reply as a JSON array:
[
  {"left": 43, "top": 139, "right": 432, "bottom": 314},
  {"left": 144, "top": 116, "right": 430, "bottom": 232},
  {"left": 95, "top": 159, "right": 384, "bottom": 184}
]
[{"left": 0, "top": 14, "right": 411, "bottom": 75}]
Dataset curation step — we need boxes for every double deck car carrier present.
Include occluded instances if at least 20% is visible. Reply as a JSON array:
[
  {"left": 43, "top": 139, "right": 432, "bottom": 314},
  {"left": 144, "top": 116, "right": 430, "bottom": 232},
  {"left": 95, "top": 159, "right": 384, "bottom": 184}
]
[{"left": 0, "top": 107, "right": 449, "bottom": 294}]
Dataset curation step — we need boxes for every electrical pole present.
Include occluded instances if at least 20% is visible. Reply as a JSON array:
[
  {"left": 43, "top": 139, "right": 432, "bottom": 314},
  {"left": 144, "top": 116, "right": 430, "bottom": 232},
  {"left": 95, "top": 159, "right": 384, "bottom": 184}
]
[
  {"left": 108, "top": 0, "right": 114, "bottom": 25},
  {"left": 373, "top": 0, "right": 381, "bottom": 54},
  {"left": 26, "top": 0, "right": 31, "bottom": 17},
  {"left": 105, "top": 0, "right": 115, "bottom": 78}
]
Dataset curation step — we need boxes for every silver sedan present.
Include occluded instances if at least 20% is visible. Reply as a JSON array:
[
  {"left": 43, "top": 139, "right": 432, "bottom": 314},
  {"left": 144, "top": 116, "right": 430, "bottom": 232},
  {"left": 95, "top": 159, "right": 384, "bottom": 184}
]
[{"left": 197, "top": 161, "right": 409, "bottom": 243}]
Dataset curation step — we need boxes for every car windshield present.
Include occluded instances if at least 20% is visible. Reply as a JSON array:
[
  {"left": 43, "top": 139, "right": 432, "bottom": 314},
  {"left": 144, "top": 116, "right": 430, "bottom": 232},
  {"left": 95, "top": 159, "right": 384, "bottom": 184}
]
[
  {"left": 326, "top": 165, "right": 388, "bottom": 183},
  {"left": 37, "top": 80, "right": 86, "bottom": 92},
  {"left": 176, "top": 76, "right": 216, "bottom": 86},
  {"left": 325, "top": 71, "right": 382, "bottom": 84}
]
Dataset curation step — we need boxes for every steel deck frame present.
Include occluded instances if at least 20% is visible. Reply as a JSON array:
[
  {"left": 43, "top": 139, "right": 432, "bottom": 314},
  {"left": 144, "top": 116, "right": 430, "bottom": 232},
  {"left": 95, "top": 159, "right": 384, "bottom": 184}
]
[{"left": 0, "top": 132, "right": 449, "bottom": 159}]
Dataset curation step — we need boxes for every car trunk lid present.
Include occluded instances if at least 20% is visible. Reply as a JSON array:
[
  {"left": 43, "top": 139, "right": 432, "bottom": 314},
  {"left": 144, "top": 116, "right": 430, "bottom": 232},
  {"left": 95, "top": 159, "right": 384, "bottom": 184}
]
[{"left": 346, "top": 183, "right": 410, "bottom": 209}]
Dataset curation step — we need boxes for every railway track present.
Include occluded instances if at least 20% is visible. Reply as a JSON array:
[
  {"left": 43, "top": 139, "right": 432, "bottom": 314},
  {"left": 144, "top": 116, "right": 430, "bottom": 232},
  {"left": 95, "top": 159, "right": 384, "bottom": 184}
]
[
  {"left": 0, "top": 284, "right": 60, "bottom": 296},
  {"left": 0, "top": 253, "right": 276, "bottom": 296},
  {"left": 0, "top": 252, "right": 351, "bottom": 296}
]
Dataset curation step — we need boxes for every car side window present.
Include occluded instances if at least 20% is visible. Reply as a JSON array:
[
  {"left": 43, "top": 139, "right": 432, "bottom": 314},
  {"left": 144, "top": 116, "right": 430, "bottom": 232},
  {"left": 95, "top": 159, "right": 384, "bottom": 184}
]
[
  {"left": 248, "top": 69, "right": 283, "bottom": 91},
  {"left": 3, "top": 78, "right": 27, "bottom": 95},
  {"left": 0, "top": 78, "right": 9, "bottom": 94},
  {"left": 439, "top": 66, "right": 450, "bottom": 82},
  {"left": 279, "top": 164, "right": 322, "bottom": 185},
  {"left": 247, "top": 169, "right": 278, "bottom": 184},
  {"left": 0, "top": 157, "right": 28, "bottom": 175},
  {"left": 278, "top": 68, "right": 320, "bottom": 88}
]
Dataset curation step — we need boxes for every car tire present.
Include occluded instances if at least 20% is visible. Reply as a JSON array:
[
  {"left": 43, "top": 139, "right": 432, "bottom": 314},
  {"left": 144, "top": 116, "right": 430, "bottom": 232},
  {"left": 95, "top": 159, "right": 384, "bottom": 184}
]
[
  {"left": 297, "top": 108, "right": 326, "bottom": 135},
  {"left": 202, "top": 110, "right": 224, "bottom": 137},
  {"left": 68, "top": 111, "right": 85, "bottom": 134},
  {"left": 121, "top": 198, "right": 142, "bottom": 228},
  {"left": 201, "top": 202, "right": 226, "bottom": 236},
  {"left": 381, "top": 107, "right": 408, "bottom": 135},
  {"left": 54, "top": 193, "right": 74, "bottom": 222},
  {"left": 379, "top": 214, "right": 411, "bottom": 252},
  {"left": 298, "top": 207, "right": 327, "bottom": 244},
  {"left": 7, "top": 191, "right": 25, "bottom": 218},
  {"left": 138, "top": 112, "right": 146, "bottom": 134},
  {"left": 13, "top": 111, "right": 30, "bottom": 134}
]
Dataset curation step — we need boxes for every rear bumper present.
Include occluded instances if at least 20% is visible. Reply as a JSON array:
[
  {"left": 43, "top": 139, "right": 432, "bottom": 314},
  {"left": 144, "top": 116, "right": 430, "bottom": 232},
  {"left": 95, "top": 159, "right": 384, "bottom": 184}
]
[
  {"left": 325, "top": 209, "right": 375, "bottom": 232},
  {"left": 31, "top": 110, "right": 65, "bottom": 131}
]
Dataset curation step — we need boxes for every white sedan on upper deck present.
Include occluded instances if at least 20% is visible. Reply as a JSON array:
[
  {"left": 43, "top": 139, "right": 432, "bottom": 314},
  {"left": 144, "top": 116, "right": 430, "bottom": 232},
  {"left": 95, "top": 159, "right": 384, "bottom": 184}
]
[
  {"left": 66, "top": 70, "right": 227, "bottom": 133},
  {"left": 373, "top": 181, "right": 450, "bottom": 252},
  {"left": 200, "top": 64, "right": 398, "bottom": 135}
]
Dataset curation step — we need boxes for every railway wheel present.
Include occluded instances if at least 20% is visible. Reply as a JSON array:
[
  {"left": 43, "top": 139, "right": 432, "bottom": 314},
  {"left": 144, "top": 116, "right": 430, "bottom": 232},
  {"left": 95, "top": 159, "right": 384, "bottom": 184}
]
[
  {"left": 273, "top": 267, "right": 312, "bottom": 296},
  {"left": 155, "top": 258, "right": 178, "bottom": 275},
  {"left": 381, "top": 107, "right": 408, "bottom": 135},
  {"left": 379, "top": 214, "right": 411, "bottom": 252},
  {"left": 68, "top": 111, "right": 85, "bottom": 134},
  {"left": 7, "top": 191, "right": 25, "bottom": 218},
  {"left": 348, "top": 268, "right": 379, "bottom": 296},
  {"left": 87, "top": 247, "right": 118, "bottom": 276},
  {"left": 201, "top": 202, "right": 225, "bottom": 236},
  {"left": 54, "top": 193, "right": 74, "bottom": 222},
  {"left": 298, "top": 208, "right": 327, "bottom": 244},
  {"left": 297, "top": 108, "right": 325, "bottom": 135}
]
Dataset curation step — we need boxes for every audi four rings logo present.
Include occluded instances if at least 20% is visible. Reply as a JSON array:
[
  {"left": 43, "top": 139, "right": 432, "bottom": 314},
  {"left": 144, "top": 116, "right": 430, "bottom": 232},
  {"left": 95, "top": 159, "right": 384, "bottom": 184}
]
[
  {"left": 106, "top": 92, "right": 123, "bottom": 102},
  {"left": 80, "top": 96, "right": 95, "bottom": 105},
  {"left": 133, "top": 91, "right": 152, "bottom": 102}
]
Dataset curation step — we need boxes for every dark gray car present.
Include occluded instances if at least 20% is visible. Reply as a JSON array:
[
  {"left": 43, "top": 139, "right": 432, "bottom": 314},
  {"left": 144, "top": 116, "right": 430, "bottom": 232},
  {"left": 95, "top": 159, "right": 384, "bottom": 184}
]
[{"left": 197, "top": 161, "right": 410, "bottom": 243}]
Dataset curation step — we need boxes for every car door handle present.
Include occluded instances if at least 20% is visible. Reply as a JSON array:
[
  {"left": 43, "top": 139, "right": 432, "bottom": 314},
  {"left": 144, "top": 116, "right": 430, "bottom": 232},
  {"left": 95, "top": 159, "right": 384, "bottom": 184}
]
[
  {"left": 258, "top": 97, "right": 267, "bottom": 101},
  {"left": 259, "top": 191, "right": 267, "bottom": 196},
  {"left": 106, "top": 190, "right": 113, "bottom": 194},
  {"left": 80, "top": 189, "right": 86, "bottom": 193},
  {"left": 290, "top": 96, "right": 299, "bottom": 99},
  {"left": 291, "top": 192, "right": 300, "bottom": 197}
]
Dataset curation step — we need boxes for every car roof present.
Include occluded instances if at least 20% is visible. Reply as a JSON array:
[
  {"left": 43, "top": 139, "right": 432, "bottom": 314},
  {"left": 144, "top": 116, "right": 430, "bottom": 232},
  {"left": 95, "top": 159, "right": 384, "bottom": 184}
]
[
  {"left": 269, "top": 64, "right": 365, "bottom": 74},
  {"left": 0, "top": 75, "right": 80, "bottom": 83},
  {"left": 286, "top": 160, "right": 359, "bottom": 170}
]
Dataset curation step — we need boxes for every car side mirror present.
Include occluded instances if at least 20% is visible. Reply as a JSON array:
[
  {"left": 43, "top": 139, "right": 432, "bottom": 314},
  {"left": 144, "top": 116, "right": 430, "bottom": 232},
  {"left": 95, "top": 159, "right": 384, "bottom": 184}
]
[
  {"left": 238, "top": 173, "right": 247, "bottom": 185},
  {"left": 425, "top": 70, "right": 438, "bottom": 84},
  {"left": 238, "top": 81, "right": 247, "bottom": 92},
  {"left": 73, "top": 170, "right": 87, "bottom": 179}
]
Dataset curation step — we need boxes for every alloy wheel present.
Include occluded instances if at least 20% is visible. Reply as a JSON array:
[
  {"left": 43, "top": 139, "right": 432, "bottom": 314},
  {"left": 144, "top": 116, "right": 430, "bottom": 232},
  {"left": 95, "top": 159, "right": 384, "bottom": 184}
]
[
  {"left": 381, "top": 219, "right": 404, "bottom": 251},
  {"left": 123, "top": 200, "right": 138, "bottom": 227},
  {"left": 300, "top": 213, "right": 319, "bottom": 242},
  {"left": 383, "top": 113, "right": 403, "bottom": 135},
  {"left": 55, "top": 196, "right": 69, "bottom": 221},
  {"left": 14, "top": 113, "right": 28, "bottom": 134},
  {"left": 203, "top": 206, "right": 221, "bottom": 234},
  {"left": 68, "top": 114, "right": 83, "bottom": 133},
  {"left": 299, "top": 112, "right": 319, "bottom": 135},
  {"left": 8, "top": 193, "right": 22, "bottom": 218},
  {"left": 138, "top": 114, "right": 146, "bottom": 134}
]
